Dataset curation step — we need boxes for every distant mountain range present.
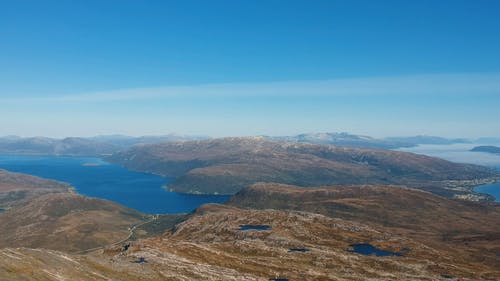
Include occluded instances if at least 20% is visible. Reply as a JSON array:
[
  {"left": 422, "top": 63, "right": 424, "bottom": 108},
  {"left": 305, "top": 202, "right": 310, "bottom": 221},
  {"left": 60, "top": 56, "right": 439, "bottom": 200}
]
[
  {"left": 268, "top": 132, "right": 412, "bottom": 149},
  {"left": 0, "top": 133, "right": 487, "bottom": 156},
  {"left": 89, "top": 134, "right": 207, "bottom": 148},
  {"left": 0, "top": 137, "right": 119, "bottom": 156},
  {"left": 0, "top": 134, "right": 206, "bottom": 156},
  {"left": 268, "top": 132, "right": 471, "bottom": 149}
]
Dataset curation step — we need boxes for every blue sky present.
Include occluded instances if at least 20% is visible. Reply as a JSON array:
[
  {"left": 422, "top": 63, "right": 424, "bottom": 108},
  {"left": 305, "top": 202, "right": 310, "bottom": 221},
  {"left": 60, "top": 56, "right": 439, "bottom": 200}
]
[{"left": 1, "top": 0, "right": 499, "bottom": 137}]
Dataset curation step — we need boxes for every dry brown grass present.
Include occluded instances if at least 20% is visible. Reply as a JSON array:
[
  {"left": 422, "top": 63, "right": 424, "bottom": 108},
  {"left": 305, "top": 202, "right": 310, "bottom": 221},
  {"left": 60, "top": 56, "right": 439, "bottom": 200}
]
[{"left": 107, "top": 137, "right": 497, "bottom": 195}]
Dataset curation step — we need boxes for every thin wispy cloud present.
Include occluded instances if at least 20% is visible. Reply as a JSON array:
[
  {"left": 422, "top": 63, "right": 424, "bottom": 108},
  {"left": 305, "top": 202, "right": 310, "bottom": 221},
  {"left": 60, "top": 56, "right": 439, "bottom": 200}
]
[
  {"left": 1, "top": 72, "right": 499, "bottom": 138},
  {"left": 3, "top": 73, "right": 500, "bottom": 104}
]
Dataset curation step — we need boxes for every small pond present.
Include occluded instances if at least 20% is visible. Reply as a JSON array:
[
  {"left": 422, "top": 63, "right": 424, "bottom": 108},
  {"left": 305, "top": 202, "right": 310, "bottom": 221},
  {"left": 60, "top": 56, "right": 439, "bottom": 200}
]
[
  {"left": 288, "top": 248, "right": 309, "bottom": 253},
  {"left": 132, "top": 257, "right": 147, "bottom": 263},
  {"left": 348, "top": 243, "right": 403, "bottom": 257},
  {"left": 239, "top": 225, "right": 271, "bottom": 231}
]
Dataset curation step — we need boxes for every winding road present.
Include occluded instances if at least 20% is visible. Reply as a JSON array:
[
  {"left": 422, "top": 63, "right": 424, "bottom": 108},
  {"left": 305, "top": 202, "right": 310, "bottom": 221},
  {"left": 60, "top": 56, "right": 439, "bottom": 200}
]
[{"left": 78, "top": 215, "right": 158, "bottom": 255}]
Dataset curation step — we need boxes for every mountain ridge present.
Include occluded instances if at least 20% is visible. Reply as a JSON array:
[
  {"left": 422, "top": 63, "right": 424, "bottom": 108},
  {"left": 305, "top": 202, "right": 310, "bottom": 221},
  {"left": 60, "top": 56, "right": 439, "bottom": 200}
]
[
  {"left": 0, "top": 132, "right": 488, "bottom": 156},
  {"left": 107, "top": 137, "right": 498, "bottom": 197}
]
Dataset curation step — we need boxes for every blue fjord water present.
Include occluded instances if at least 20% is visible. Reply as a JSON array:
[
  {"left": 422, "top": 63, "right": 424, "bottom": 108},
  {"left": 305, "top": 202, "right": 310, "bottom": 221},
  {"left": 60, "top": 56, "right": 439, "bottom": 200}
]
[
  {"left": 397, "top": 144, "right": 500, "bottom": 202},
  {"left": 474, "top": 166, "right": 500, "bottom": 202},
  {"left": 0, "top": 154, "right": 229, "bottom": 214},
  {"left": 475, "top": 182, "right": 500, "bottom": 202}
]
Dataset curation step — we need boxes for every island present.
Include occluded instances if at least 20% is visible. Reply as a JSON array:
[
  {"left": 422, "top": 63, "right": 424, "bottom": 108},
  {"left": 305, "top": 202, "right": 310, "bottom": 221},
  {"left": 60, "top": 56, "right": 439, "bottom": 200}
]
[{"left": 471, "top": 145, "right": 500, "bottom": 155}]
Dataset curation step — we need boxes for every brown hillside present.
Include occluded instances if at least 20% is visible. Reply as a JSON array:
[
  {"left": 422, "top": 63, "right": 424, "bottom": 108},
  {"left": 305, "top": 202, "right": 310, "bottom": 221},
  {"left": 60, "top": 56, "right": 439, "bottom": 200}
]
[
  {"left": 0, "top": 169, "right": 70, "bottom": 208},
  {"left": 2, "top": 204, "right": 499, "bottom": 280},
  {"left": 107, "top": 137, "right": 497, "bottom": 196},
  {"left": 228, "top": 183, "right": 500, "bottom": 266},
  {"left": 0, "top": 192, "right": 146, "bottom": 252}
]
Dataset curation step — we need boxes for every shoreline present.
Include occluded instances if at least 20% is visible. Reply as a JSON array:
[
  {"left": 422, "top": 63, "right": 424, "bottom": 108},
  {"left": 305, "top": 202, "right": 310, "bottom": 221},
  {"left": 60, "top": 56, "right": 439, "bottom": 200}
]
[
  {"left": 439, "top": 177, "right": 500, "bottom": 202},
  {"left": 162, "top": 184, "right": 232, "bottom": 196},
  {"left": 2, "top": 153, "right": 499, "bottom": 203},
  {"left": 473, "top": 182, "right": 500, "bottom": 202}
]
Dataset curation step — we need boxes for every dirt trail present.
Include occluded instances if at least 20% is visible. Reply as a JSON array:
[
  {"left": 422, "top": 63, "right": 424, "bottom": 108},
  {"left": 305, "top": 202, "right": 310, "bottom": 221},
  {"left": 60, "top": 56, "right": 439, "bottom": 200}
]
[{"left": 78, "top": 215, "right": 158, "bottom": 254}]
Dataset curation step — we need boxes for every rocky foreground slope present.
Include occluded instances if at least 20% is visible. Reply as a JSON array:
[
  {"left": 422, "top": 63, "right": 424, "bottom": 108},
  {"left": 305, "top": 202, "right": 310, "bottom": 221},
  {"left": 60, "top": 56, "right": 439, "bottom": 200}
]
[
  {"left": 107, "top": 137, "right": 497, "bottom": 196},
  {"left": 0, "top": 169, "right": 499, "bottom": 280},
  {"left": 1, "top": 202, "right": 499, "bottom": 280},
  {"left": 229, "top": 183, "right": 500, "bottom": 259}
]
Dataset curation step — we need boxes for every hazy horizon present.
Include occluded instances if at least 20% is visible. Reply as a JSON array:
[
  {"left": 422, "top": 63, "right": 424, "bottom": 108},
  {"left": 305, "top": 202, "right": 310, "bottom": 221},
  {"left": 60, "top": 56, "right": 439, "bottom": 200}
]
[
  {"left": 2, "top": 1, "right": 499, "bottom": 138},
  {"left": 2, "top": 130, "right": 500, "bottom": 140}
]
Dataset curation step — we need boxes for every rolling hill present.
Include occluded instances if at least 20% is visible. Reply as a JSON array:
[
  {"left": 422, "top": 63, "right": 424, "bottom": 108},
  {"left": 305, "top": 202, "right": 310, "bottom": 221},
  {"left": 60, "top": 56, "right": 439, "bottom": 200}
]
[
  {"left": 0, "top": 192, "right": 146, "bottom": 252},
  {"left": 0, "top": 169, "right": 70, "bottom": 208},
  {"left": 0, "top": 169, "right": 151, "bottom": 252},
  {"left": 107, "top": 137, "right": 498, "bottom": 196},
  {"left": 228, "top": 183, "right": 500, "bottom": 247}
]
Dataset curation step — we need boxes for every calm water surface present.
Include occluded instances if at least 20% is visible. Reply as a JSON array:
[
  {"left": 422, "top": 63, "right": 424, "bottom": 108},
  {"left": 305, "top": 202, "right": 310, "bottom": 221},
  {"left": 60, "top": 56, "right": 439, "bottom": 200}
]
[
  {"left": 348, "top": 243, "right": 403, "bottom": 257},
  {"left": 239, "top": 225, "right": 271, "bottom": 231},
  {"left": 397, "top": 144, "right": 500, "bottom": 202},
  {"left": 0, "top": 154, "right": 229, "bottom": 214},
  {"left": 475, "top": 180, "right": 500, "bottom": 202},
  {"left": 466, "top": 165, "right": 499, "bottom": 202}
]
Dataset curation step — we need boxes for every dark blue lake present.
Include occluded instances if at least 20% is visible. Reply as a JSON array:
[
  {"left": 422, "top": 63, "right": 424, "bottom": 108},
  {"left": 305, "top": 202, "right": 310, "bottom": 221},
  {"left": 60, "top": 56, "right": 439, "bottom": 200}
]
[
  {"left": 475, "top": 166, "right": 500, "bottom": 202},
  {"left": 0, "top": 154, "right": 229, "bottom": 214},
  {"left": 239, "top": 225, "right": 271, "bottom": 231},
  {"left": 348, "top": 243, "right": 402, "bottom": 257},
  {"left": 288, "top": 248, "right": 309, "bottom": 253}
]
